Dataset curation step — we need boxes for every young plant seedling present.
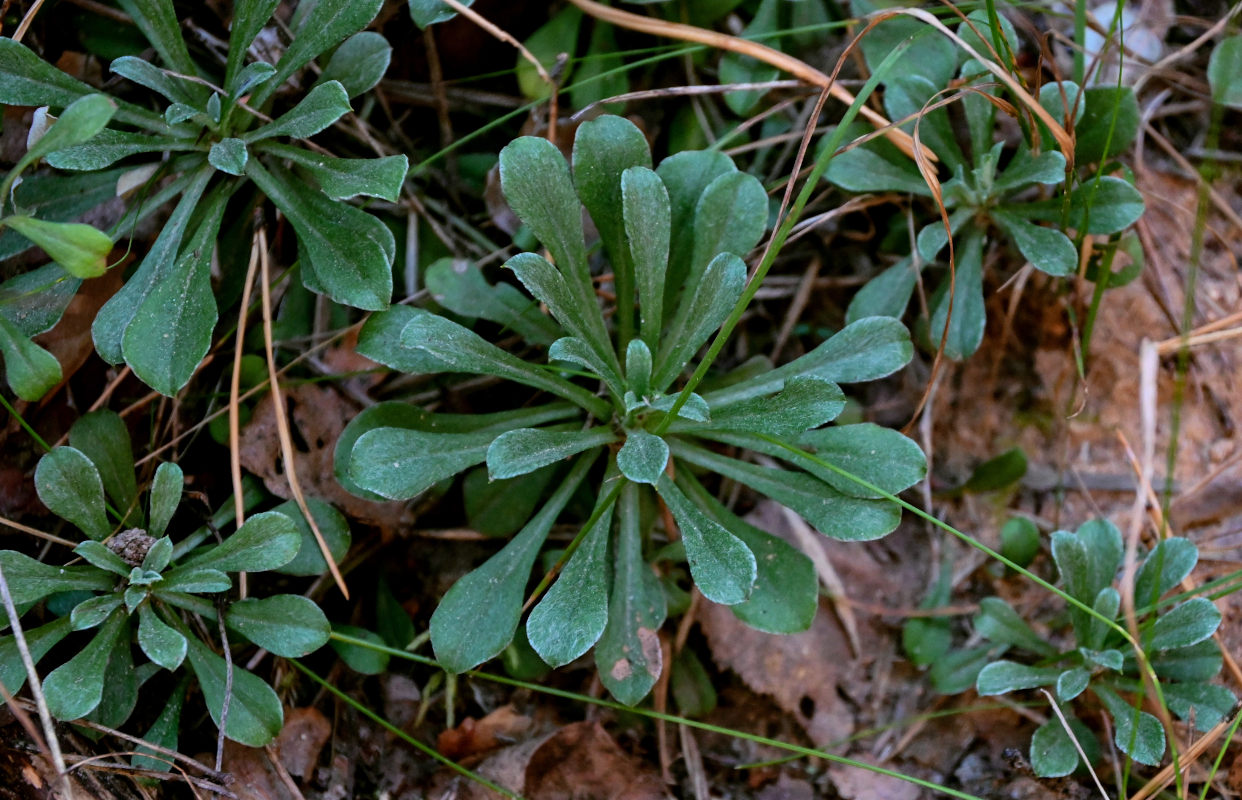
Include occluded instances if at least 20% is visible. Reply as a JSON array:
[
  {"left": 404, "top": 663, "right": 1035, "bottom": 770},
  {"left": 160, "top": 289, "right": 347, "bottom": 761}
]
[
  {"left": 933, "top": 518, "right": 1233, "bottom": 776},
  {"left": 0, "top": 410, "right": 347, "bottom": 753},
  {"left": 337, "top": 115, "right": 927, "bottom": 704},
  {"left": 0, "top": 0, "right": 406, "bottom": 397},
  {"left": 828, "top": 7, "right": 1145, "bottom": 358}
]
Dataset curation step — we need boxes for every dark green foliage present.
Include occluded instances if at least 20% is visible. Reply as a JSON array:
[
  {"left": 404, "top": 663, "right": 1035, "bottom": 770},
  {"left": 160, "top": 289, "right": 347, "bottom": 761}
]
[
  {"left": 0, "top": 0, "right": 405, "bottom": 398},
  {"left": 0, "top": 411, "right": 337, "bottom": 750},
  {"left": 336, "top": 115, "right": 926, "bottom": 704}
]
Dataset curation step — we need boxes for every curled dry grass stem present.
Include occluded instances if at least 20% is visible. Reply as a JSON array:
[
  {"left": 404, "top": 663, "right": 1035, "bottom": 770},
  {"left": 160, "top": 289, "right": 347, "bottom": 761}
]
[{"left": 566, "top": 0, "right": 934, "bottom": 162}]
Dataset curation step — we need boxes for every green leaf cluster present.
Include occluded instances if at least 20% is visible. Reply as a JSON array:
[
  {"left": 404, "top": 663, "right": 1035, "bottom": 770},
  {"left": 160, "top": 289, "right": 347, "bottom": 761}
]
[
  {"left": 935, "top": 518, "right": 1231, "bottom": 777},
  {"left": 336, "top": 115, "right": 925, "bottom": 705},
  {"left": 0, "top": 410, "right": 342, "bottom": 750},
  {"left": 832, "top": 7, "right": 1145, "bottom": 359},
  {"left": 0, "top": 0, "right": 406, "bottom": 398}
]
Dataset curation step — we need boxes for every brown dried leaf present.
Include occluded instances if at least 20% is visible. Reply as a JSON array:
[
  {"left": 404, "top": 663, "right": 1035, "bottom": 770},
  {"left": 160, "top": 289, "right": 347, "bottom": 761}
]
[
  {"left": 220, "top": 740, "right": 297, "bottom": 800},
  {"left": 274, "top": 706, "right": 331, "bottom": 782},
  {"left": 239, "top": 382, "right": 411, "bottom": 530},
  {"left": 523, "top": 721, "right": 670, "bottom": 800},
  {"left": 437, "top": 704, "right": 532, "bottom": 761}
]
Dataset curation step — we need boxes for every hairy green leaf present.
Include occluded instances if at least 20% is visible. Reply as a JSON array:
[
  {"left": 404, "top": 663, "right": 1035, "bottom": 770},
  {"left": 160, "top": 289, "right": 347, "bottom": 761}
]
[
  {"left": 180, "top": 511, "right": 299, "bottom": 573},
  {"left": 527, "top": 489, "right": 617, "bottom": 666},
  {"left": 656, "top": 474, "right": 755, "bottom": 605},
  {"left": 44, "top": 609, "right": 127, "bottom": 720},
  {"left": 247, "top": 159, "right": 393, "bottom": 310},
  {"left": 597, "top": 482, "right": 666, "bottom": 705},
  {"left": 35, "top": 446, "right": 110, "bottom": 540},
  {"left": 319, "top": 31, "right": 391, "bottom": 97},
  {"left": 227, "top": 595, "right": 330, "bottom": 657},
  {"left": 487, "top": 427, "right": 612, "bottom": 480},
  {"left": 186, "top": 633, "right": 284, "bottom": 746},
  {"left": 244, "top": 81, "right": 351, "bottom": 142},
  {"left": 138, "top": 603, "right": 186, "bottom": 670},
  {"left": 430, "top": 453, "right": 592, "bottom": 673}
]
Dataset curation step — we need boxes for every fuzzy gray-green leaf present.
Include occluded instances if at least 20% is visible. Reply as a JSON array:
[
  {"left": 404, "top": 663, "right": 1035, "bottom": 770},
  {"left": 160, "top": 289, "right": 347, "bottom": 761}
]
[
  {"left": 92, "top": 169, "right": 212, "bottom": 365},
  {"left": 683, "top": 473, "right": 816, "bottom": 634},
  {"left": 19, "top": 94, "right": 116, "bottom": 170},
  {"left": 186, "top": 634, "right": 284, "bottom": 746},
  {"left": 319, "top": 31, "right": 391, "bottom": 97},
  {"left": 180, "top": 511, "right": 299, "bottom": 573},
  {"left": 499, "top": 136, "right": 594, "bottom": 317},
  {"left": 253, "top": 0, "right": 382, "bottom": 107},
  {"left": 686, "top": 171, "right": 767, "bottom": 286},
  {"left": 797, "top": 423, "right": 927, "bottom": 499},
  {"left": 597, "top": 482, "right": 666, "bottom": 705},
  {"left": 975, "top": 660, "right": 1060, "bottom": 695},
  {"left": 1134, "top": 538, "right": 1197, "bottom": 609},
  {"left": 34, "top": 446, "right": 110, "bottom": 540},
  {"left": 506, "top": 252, "right": 615, "bottom": 376},
  {"left": 706, "top": 316, "right": 912, "bottom": 406},
  {"left": 67, "top": 410, "right": 136, "bottom": 520},
  {"left": 424, "top": 258, "right": 558, "bottom": 344},
  {"left": 975, "top": 597, "right": 1058, "bottom": 657},
  {"left": 269, "top": 498, "right": 352, "bottom": 577},
  {"left": 672, "top": 441, "right": 900, "bottom": 542},
  {"left": 654, "top": 252, "right": 745, "bottom": 391},
  {"left": 225, "top": 0, "right": 280, "bottom": 89},
  {"left": 138, "top": 603, "right": 186, "bottom": 670},
  {"left": 260, "top": 143, "right": 407, "bottom": 202},
  {"left": 43, "top": 609, "right": 127, "bottom": 720},
  {"left": 350, "top": 428, "right": 493, "bottom": 500},
  {"left": 430, "top": 454, "right": 592, "bottom": 673},
  {"left": 617, "top": 430, "right": 669, "bottom": 485},
  {"left": 547, "top": 336, "right": 624, "bottom": 398},
  {"left": 527, "top": 492, "right": 616, "bottom": 667},
  {"left": 146, "top": 462, "right": 182, "bottom": 538},
  {"left": 246, "top": 159, "right": 393, "bottom": 310},
  {"left": 208, "top": 138, "right": 248, "bottom": 175},
  {"left": 1095, "top": 684, "right": 1164, "bottom": 765},
  {"left": 487, "top": 427, "right": 612, "bottom": 480},
  {"left": 622, "top": 167, "right": 670, "bottom": 350},
  {"left": 226, "top": 595, "right": 330, "bottom": 657},
  {"left": 244, "top": 81, "right": 351, "bottom": 142},
  {"left": 657, "top": 474, "right": 755, "bottom": 605},
  {"left": 45, "top": 128, "right": 198, "bottom": 171},
  {"left": 0, "top": 551, "right": 114, "bottom": 605},
  {"left": 991, "top": 210, "right": 1076, "bottom": 277},
  {"left": 398, "top": 310, "right": 610, "bottom": 417},
  {"left": 1149, "top": 598, "right": 1220, "bottom": 650},
  {"left": 572, "top": 116, "right": 651, "bottom": 341},
  {"left": 0, "top": 618, "right": 72, "bottom": 696},
  {"left": 694, "top": 377, "right": 843, "bottom": 438},
  {"left": 123, "top": 186, "right": 226, "bottom": 395}
]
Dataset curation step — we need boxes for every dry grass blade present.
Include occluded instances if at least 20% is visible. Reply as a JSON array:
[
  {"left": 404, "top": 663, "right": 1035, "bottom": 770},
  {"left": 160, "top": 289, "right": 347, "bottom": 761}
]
[
  {"left": 255, "top": 228, "right": 350, "bottom": 600},
  {"left": 565, "top": 0, "right": 934, "bottom": 163},
  {"left": 881, "top": 8, "right": 1074, "bottom": 164},
  {"left": 438, "top": 0, "right": 560, "bottom": 138},
  {"left": 0, "top": 513, "right": 78, "bottom": 548},
  {"left": 1128, "top": 700, "right": 1242, "bottom": 800},
  {"left": 230, "top": 231, "right": 262, "bottom": 601},
  {"left": 1038, "top": 689, "right": 1110, "bottom": 800}
]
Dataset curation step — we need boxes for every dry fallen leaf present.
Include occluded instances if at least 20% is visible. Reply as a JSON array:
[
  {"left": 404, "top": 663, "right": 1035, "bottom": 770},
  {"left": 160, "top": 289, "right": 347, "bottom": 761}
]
[
  {"left": 523, "top": 721, "right": 670, "bottom": 800},
  {"left": 239, "top": 382, "right": 411, "bottom": 530},
  {"left": 274, "top": 706, "right": 331, "bottom": 782}
]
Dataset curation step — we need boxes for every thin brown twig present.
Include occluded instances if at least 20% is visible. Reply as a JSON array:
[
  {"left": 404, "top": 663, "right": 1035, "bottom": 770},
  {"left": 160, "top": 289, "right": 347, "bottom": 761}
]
[{"left": 0, "top": 562, "right": 74, "bottom": 800}]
